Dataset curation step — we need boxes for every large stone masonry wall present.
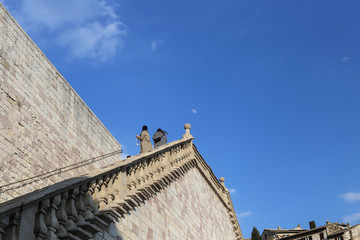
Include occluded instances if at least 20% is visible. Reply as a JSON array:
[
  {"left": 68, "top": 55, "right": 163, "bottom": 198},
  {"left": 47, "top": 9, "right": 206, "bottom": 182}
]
[
  {"left": 0, "top": 4, "right": 121, "bottom": 202},
  {"left": 106, "top": 167, "right": 236, "bottom": 240},
  {"left": 349, "top": 225, "right": 360, "bottom": 240}
]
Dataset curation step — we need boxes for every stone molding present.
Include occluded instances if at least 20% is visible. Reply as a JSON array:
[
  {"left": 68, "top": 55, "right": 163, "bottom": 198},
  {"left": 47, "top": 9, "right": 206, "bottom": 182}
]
[
  {"left": 193, "top": 145, "right": 244, "bottom": 240},
  {"left": 0, "top": 134, "right": 243, "bottom": 240}
]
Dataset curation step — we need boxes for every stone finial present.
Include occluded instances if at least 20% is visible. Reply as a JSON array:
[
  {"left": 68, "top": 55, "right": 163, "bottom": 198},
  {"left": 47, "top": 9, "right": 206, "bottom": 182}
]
[
  {"left": 183, "top": 123, "right": 193, "bottom": 138},
  {"left": 219, "top": 177, "right": 226, "bottom": 189},
  {"left": 326, "top": 221, "right": 331, "bottom": 225},
  {"left": 278, "top": 226, "right": 281, "bottom": 230}
]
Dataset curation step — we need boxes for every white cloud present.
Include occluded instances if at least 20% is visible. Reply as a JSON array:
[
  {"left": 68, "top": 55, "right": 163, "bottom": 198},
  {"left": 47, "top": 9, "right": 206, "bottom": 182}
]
[
  {"left": 342, "top": 56, "right": 351, "bottom": 62},
  {"left": 120, "top": 144, "right": 132, "bottom": 160},
  {"left": 0, "top": 0, "right": 9, "bottom": 10},
  {"left": 150, "top": 34, "right": 168, "bottom": 52},
  {"left": 14, "top": 0, "right": 116, "bottom": 30},
  {"left": 341, "top": 192, "right": 360, "bottom": 203},
  {"left": 343, "top": 212, "right": 360, "bottom": 223},
  {"left": 121, "top": 151, "right": 131, "bottom": 160},
  {"left": 151, "top": 39, "right": 163, "bottom": 51},
  {"left": 229, "top": 188, "right": 237, "bottom": 194},
  {"left": 191, "top": 109, "right": 197, "bottom": 114},
  {"left": 237, "top": 211, "right": 253, "bottom": 222},
  {"left": 58, "top": 21, "right": 126, "bottom": 61},
  {"left": 12, "top": 0, "right": 127, "bottom": 62}
]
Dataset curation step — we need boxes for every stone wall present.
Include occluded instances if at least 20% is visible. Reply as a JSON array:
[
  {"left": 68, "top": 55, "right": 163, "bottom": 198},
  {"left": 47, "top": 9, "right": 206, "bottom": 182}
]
[
  {"left": 350, "top": 225, "right": 360, "bottom": 240},
  {"left": 0, "top": 3, "right": 121, "bottom": 203},
  {"left": 0, "top": 138, "right": 241, "bottom": 240},
  {"left": 331, "top": 225, "right": 360, "bottom": 240},
  {"left": 108, "top": 167, "right": 236, "bottom": 240}
]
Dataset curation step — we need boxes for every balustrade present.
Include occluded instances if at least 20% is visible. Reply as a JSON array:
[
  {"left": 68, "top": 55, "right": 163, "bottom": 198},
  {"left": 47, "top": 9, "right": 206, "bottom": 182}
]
[{"left": 0, "top": 124, "right": 242, "bottom": 240}]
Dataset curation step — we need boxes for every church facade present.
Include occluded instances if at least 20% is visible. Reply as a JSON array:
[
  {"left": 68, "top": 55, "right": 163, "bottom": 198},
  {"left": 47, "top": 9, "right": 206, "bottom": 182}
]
[{"left": 0, "top": 3, "right": 243, "bottom": 239}]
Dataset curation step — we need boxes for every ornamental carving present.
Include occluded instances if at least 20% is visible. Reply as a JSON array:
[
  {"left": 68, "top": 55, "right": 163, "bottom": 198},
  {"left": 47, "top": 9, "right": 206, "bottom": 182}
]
[{"left": 0, "top": 136, "right": 243, "bottom": 240}]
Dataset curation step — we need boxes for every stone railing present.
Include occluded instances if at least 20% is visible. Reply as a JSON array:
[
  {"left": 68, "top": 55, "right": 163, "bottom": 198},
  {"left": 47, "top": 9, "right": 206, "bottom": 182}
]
[
  {"left": 0, "top": 124, "right": 243, "bottom": 240},
  {"left": 193, "top": 144, "right": 243, "bottom": 240}
]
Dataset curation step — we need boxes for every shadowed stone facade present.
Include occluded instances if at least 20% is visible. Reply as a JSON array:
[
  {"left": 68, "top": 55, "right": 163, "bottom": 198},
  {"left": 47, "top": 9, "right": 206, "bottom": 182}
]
[{"left": 0, "top": 3, "right": 121, "bottom": 203}]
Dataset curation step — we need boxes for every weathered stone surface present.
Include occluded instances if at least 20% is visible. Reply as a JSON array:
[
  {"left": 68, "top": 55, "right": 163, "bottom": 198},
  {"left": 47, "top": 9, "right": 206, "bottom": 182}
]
[
  {"left": 0, "top": 137, "right": 243, "bottom": 240},
  {"left": 111, "top": 167, "right": 236, "bottom": 240},
  {"left": 0, "top": 2, "right": 121, "bottom": 203},
  {"left": 268, "top": 223, "right": 360, "bottom": 240}
]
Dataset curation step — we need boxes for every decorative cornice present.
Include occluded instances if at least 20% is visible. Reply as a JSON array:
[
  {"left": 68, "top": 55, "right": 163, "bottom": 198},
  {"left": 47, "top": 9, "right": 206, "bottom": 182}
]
[
  {"left": 192, "top": 144, "right": 244, "bottom": 240},
  {"left": 0, "top": 125, "right": 243, "bottom": 240},
  {"left": 0, "top": 138, "right": 191, "bottom": 215}
]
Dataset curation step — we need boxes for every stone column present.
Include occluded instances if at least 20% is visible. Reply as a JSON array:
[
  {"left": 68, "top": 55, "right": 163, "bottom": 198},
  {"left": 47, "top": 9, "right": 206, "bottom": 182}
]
[
  {"left": 56, "top": 192, "right": 69, "bottom": 238},
  {"left": 35, "top": 200, "right": 50, "bottom": 240},
  {"left": 0, "top": 221, "right": 6, "bottom": 240},
  {"left": 44, "top": 195, "right": 61, "bottom": 240},
  {"left": 65, "top": 188, "right": 79, "bottom": 231}
]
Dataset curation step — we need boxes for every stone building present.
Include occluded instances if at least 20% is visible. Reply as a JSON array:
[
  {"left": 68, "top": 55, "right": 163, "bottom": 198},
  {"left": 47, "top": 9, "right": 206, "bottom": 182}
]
[
  {"left": 0, "top": 3, "right": 243, "bottom": 240},
  {"left": 327, "top": 224, "right": 360, "bottom": 240},
  {"left": 261, "top": 225, "right": 306, "bottom": 240},
  {"left": 262, "top": 223, "right": 360, "bottom": 240}
]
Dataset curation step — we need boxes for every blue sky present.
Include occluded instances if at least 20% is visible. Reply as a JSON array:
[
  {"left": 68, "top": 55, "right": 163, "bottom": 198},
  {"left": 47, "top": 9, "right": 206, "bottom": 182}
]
[{"left": 2, "top": 0, "right": 360, "bottom": 237}]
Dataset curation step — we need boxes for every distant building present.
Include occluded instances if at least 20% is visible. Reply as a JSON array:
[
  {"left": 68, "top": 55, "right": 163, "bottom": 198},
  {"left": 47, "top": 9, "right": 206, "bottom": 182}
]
[
  {"left": 327, "top": 224, "right": 360, "bottom": 240},
  {"left": 262, "top": 222, "right": 360, "bottom": 240},
  {"left": 261, "top": 225, "right": 307, "bottom": 240}
]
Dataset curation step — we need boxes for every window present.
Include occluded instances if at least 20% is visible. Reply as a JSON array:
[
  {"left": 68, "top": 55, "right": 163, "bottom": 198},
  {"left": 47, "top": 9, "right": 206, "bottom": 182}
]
[
  {"left": 336, "top": 236, "right": 344, "bottom": 240},
  {"left": 320, "top": 233, "right": 324, "bottom": 240}
]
